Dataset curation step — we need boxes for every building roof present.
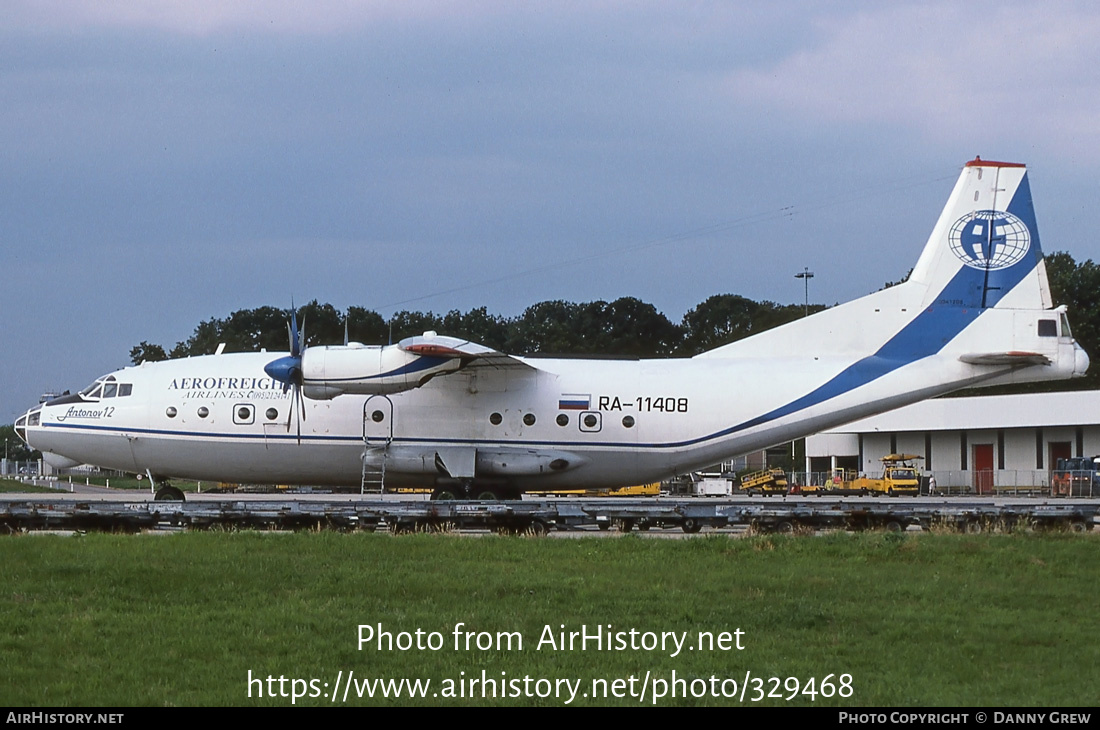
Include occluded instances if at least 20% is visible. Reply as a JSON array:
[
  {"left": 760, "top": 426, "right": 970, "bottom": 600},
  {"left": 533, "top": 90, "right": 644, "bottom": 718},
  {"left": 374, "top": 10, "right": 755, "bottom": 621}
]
[{"left": 823, "top": 390, "right": 1100, "bottom": 434}]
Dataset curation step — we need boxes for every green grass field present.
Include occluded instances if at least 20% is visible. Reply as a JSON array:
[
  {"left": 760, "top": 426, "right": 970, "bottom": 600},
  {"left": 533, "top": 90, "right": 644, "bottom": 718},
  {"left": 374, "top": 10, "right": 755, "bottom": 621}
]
[
  {"left": 0, "top": 475, "right": 209, "bottom": 492},
  {"left": 0, "top": 477, "right": 59, "bottom": 494},
  {"left": 45, "top": 475, "right": 204, "bottom": 491},
  {"left": 1, "top": 530, "right": 1097, "bottom": 707}
]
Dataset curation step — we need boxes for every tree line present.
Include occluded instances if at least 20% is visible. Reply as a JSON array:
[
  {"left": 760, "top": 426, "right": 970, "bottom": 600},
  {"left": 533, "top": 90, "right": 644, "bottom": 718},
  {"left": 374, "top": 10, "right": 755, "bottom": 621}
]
[
  {"left": 130, "top": 295, "right": 824, "bottom": 363},
  {"left": 129, "top": 251, "right": 1100, "bottom": 391}
]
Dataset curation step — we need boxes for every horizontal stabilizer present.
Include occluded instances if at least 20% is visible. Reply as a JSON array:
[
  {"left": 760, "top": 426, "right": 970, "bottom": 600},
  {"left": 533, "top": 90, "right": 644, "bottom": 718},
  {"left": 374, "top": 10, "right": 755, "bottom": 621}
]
[{"left": 958, "top": 351, "right": 1051, "bottom": 366}]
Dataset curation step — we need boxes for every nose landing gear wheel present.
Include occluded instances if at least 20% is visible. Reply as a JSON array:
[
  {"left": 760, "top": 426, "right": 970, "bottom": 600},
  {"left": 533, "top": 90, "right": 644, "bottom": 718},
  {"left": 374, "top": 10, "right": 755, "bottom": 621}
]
[{"left": 154, "top": 486, "right": 185, "bottom": 501}]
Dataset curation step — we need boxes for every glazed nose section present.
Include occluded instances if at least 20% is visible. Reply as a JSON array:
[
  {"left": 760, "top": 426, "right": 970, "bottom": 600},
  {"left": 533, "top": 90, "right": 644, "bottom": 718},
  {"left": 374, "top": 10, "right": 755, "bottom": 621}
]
[{"left": 14, "top": 408, "right": 36, "bottom": 446}]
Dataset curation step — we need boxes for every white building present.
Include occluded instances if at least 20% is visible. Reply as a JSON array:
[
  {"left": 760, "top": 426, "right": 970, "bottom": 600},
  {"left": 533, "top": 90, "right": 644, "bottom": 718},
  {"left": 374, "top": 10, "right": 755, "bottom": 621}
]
[{"left": 805, "top": 390, "right": 1100, "bottom": 492}]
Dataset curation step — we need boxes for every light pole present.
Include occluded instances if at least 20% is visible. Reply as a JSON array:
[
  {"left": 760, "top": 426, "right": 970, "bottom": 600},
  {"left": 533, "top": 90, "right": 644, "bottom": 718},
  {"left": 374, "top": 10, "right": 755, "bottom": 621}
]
[
  {"left": 795, "top": 267, "right": 814, "bottom": 317},
  {"left": 793, "top": 267, "right": 816, "bottom": 485}
]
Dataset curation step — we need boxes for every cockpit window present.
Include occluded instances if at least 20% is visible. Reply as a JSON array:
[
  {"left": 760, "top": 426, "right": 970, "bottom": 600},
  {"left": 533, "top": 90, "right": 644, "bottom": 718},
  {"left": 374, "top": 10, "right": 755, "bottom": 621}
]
[
  {"left": 79, "top": 377, "right": 132, "bottom": 400},
  {"left": 1060, "top": 313, "right": 1073, "bottom": 338}
]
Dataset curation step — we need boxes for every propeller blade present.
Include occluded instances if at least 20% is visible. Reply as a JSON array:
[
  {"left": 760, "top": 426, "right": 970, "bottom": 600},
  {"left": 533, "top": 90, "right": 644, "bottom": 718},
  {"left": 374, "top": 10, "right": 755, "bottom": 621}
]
[
  {"left": 296, "top": 387, "right": 304, "bottom": 444},
  {"left": 267, "top": 305, "right": 305, "bottom": 391},
  {"left": 289, "top": 308, "right": 301, "bottom": 357},
  {"left": 266, "top": 304, "right": 308, "bottom": 443}
]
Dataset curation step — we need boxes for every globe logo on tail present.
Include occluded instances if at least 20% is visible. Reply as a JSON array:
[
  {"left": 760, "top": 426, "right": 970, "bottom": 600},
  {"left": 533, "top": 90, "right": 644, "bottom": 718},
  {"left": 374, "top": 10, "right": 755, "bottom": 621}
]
[{"left": 948, "top": 210, "right": 1031, "bottom": 270}]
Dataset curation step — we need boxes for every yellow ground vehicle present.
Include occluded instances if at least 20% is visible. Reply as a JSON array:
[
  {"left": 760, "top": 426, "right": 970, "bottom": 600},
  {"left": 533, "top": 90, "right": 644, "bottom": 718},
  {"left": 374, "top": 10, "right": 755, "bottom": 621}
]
[
  {"left": 398, "top": 483, "right": 663, "bottom": 498},
  {"left": 739, "top": 468, "right": 789, "bottom": 496},
  {"left": 836, "top": 454, "right": 922, "bottom": 496},
  {"left": 528, "top": 483, "right": 662, "bottom": 497}
]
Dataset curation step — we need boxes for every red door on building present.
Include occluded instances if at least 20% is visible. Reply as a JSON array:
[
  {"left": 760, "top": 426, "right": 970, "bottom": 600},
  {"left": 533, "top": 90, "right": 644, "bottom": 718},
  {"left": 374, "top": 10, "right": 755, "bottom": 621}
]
[
  {"left": 973, "top": 444, "right": 994, "bottom": 494},
  {"left": 1049, "top": 442, "right": 1072, "bottom": 470}
]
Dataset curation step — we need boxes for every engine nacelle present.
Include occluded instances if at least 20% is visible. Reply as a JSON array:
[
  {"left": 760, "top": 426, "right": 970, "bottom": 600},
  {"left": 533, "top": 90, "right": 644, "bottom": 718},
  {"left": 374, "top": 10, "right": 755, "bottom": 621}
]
[{"left": 300, "top": 343, "right": 462, "bottom": 399}]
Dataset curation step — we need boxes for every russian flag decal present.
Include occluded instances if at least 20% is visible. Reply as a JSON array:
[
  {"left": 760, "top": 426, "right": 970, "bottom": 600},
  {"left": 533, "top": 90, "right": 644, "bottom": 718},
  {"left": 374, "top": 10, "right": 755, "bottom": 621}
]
[{"left": 558, "top": 394, "right": 590, "bottom": 410}]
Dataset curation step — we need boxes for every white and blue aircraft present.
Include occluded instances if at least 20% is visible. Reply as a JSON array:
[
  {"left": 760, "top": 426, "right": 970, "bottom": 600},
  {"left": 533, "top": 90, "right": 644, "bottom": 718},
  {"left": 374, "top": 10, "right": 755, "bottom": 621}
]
[{"left": 17, "top": 158, "right": 1089, "bottom": 500}]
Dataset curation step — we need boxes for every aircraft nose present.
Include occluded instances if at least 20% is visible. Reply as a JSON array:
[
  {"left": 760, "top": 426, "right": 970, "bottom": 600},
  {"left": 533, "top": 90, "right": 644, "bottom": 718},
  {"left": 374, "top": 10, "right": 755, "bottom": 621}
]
[
  {"left": 14, "top": 406, "right": 40, "bottom": 449},
  {"left": 264, "top": 355, "right": 302, "bottom": 388}
]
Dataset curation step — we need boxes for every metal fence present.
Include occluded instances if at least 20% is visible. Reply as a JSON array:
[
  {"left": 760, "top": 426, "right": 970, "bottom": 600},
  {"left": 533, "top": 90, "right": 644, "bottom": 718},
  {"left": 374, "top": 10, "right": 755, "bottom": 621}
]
[{"left": 0, "top": 459, "right": 41, "bottom": 477}]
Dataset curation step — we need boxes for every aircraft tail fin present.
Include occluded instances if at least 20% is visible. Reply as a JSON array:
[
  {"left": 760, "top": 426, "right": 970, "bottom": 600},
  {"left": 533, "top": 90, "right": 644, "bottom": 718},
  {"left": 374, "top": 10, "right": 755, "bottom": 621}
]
[
  {"left": 698, "top": 157, "right": 1059, "bottom": 363},
  {"left": 908, "top": 157, "right": 1052, "bottom": 311}
]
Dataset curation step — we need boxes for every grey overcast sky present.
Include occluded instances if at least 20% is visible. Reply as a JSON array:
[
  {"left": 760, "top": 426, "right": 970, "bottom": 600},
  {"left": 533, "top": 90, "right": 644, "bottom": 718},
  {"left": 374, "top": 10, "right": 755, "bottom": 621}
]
[{"left": 4, "top": 1, "right": 1100, "bottom": 422}]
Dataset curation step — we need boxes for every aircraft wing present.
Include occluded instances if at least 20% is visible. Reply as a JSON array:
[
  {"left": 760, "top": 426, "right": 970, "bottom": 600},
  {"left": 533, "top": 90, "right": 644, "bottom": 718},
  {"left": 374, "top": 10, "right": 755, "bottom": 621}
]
[{"left": 399, "top": 334, "right": 537, "bottom": 372}]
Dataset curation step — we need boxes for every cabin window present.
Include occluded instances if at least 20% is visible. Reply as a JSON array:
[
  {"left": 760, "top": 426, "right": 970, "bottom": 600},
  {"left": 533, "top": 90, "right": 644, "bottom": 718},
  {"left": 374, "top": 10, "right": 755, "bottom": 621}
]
[
  {"left": 197, "top": 407, "right": 209, "bottom": 418},
  {"left": 102, "top": 383, "right": 118, "bottom": 398},
  {"left": 1038, "top": 319, "right": 1057, "bottom": 337},
  {"left": 118, "top": 384, "right": 132, "bottom": 397},
  {"left": 580, "top": 412, "right": 601, "bottom": 432},
  {"left": 234, "top": 404, "right": 254, "bottom": 425},
  {"left": 166, "top": 407, "right": 177, "bottom": 418},
  {"left": 489, "top": 412, "right": 502, "bottom": 425},
  {"left": 622, "top": 416, "right": 635, "bottom": 428},
  {"left": 371, "top": 410, "right": 385, "bottom": 423},
  {"left": 523, "top": 413, "right": 536, "bottom": 426},
  {"left": 266, "top": 408, "right": 278, "bottom": 421},
  {"left": 556, "top": 414, "right": 569, "bottom": 427}
]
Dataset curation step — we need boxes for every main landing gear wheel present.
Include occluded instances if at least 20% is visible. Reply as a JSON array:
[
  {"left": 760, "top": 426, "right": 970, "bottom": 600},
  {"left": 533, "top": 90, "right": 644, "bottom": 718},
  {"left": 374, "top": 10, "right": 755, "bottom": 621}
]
[
  {"left": 681, "top": 518, "right": 702, "bottom": 534},
  {"left": 154, "top": 486, "right": 186, "bottom": 501},
  {"left": 431, "top": 487, "right": 461, "bottom": 501}
]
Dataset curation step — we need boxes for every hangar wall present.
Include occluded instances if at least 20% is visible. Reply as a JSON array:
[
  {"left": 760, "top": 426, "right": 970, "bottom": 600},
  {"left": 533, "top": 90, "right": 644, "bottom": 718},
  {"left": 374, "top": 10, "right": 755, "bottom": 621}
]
[{"left": 805, "top": 390, "right": 1100, "bottom": 490}]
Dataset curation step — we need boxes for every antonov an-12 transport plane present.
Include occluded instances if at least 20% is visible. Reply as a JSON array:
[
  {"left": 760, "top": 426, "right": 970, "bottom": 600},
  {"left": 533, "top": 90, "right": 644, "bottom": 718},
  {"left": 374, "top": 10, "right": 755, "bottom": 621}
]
[{"left": 17, "top": 159, "right": 1090, "bottom": 500}]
